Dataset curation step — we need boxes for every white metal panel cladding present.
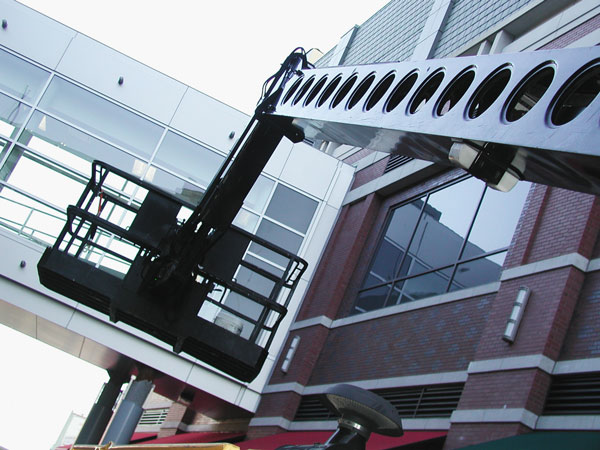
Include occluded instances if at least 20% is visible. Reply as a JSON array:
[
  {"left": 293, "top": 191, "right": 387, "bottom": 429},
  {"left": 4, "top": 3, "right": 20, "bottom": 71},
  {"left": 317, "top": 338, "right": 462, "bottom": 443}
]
[
  {"left": 57, "top": 33, "right": 187, "bottom": 125},
  {"left": 0, "top": 0, "right": 76, "bottom": 69},
  {"left": 270, "top": 46, "right": 600, "bottom": 195}
]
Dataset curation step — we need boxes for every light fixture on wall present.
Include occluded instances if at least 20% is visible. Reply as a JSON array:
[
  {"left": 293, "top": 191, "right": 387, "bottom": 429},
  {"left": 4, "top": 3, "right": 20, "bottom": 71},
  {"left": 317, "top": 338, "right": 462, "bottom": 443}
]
[
  {"left": 281, "top": 335, "right": 301, "bottom": 373},
  {"left": 502, "top": 286, "right": 531, "bottom": 343},
  {"left": 449, "top": 140, "right": 525, "bottom": 192}
]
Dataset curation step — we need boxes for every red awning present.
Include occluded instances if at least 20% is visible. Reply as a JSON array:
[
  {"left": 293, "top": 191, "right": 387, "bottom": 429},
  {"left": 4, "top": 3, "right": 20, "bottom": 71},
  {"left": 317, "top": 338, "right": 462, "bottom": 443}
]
[
  {"left": 140, "top": 431, "right": 245, "bottom": 444},
  {"left": 236, "top": 431, "right": 447, "bottom": 450},
  {"left": 130, "top": 432, "right": 158, "bottom": 443}
]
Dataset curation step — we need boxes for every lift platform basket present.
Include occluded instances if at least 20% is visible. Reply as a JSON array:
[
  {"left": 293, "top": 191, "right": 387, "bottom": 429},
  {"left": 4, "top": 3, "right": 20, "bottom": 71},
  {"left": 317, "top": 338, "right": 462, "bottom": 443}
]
[{"left": 38, "top": 161, "right": 307, "bottom": 382}]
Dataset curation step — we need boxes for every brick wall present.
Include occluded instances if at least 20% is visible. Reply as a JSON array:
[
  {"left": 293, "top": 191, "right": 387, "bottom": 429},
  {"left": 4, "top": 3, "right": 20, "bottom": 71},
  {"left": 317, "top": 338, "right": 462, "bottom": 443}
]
[
  {"left": 157, "top": 400, "right": 194, "bottom": 438},
  {"left": 472, "top": 269, "right": 585, "bottom": 360},
  {"left": 297, "top": 193, "right": 381, "bottom": 321},
  {"left": 254, "top": 391, "right": 302, "bottom": 422},
  {"left": 342, "top": 148, "right": 375, "bottom": 165},
  {"left": 540, "top": 13, "right": 600, "bottom": 49},
  {"left": 308, "top": 295, "right": 492, "bottom": 384},
  {"left": 505, "top": 187, "right": 599, "bottom": 267},
  {"left": 456, "top": 369, "right": 551, "bottom": 413},
  {"left": 560, "top": 271, "right": 600, "bottom": 360},
  {"left": 269, "top": 326, "right": 331, "bottom": 386},
  {"left": 351, "top": 156, "right": 389, "bottom": 189}
]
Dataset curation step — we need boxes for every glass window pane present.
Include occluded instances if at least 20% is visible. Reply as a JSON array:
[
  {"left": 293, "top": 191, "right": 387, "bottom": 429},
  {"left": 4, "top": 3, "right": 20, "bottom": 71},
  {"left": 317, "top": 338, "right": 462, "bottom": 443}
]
[
  {"left": 0, "top": 92, "right": 30, "bottom": 139},
  {"left": 369, "top": 239, "right": 404, "bottom": 283},
  {"left": 244, "top": 176, "right": 274, "bottom": 212},
  {"left": 401, "top": 269, "right": 449, "bottom": 302},
  {"left": 0, "top": 49, "right": 50, "bottom": 103},
  {"left": 1, "top": 147, "right": 85, "bottom": 210},
  {"left": 0, "top": 185, "right": 67, "bottom": 246},
  {"left": 153, "top": 131, "right": 224, "bottom": 188},
  {"left": 145, "top": 166, "right": 204, "bottom": 206},
  {"left": 353, "top": 284, "right": 391, "bottom": 314},
  {"left": 244, "top": 254, "right": 284, "bottom": 279},
  {"left": 234, "top": 266, "right": 276, "bottom": 297},
  {"left": 463, "top": 182, "right": 530, "bottom": 259},
  {"left": 386, "top": 279, "right": 406, "bottom": 306},
  {"left": 265, "top": 184, "right": 318, "bottom": 233},
  {"left": 361, "top": 199, "right": 422, "bottom": 289},
  {"left": 386, "top": 199, "right": 423, "bottom": 252},
  {"left": 450, "top": 251, "right": 506, "bottom": 291},
  {"left": 38, "top": 77, "right": 163, "bottom": 157},
  {"left": 250, "top": 218, "right": 303, "bottom": 267},
  {"left": 408, "top": 178, "right": 484, "bottom": 272},
  {"left": 221, "top": 292, "right": 263, "bottom": 340},
  {"left": 233, "top": 208, "right": 259, "bottom": 232},
  {"left": 19, "top": 111, "right": 138, "bottom": 176}
]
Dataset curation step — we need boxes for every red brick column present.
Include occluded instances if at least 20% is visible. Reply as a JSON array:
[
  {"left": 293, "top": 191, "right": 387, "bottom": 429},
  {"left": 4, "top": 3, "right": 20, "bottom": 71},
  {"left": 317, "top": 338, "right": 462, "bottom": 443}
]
[{"left": 247, "top": 194, "right": 381, "bottom": 438}]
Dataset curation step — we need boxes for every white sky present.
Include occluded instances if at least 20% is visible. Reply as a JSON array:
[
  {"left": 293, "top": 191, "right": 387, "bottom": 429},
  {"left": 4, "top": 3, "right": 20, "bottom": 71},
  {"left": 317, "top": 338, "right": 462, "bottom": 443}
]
[
  {"left": 1, "top": 1, "right": 388, "bottom": 449},
  {"left": 18, "top": 0, "right": 389, "bottom": 115}
]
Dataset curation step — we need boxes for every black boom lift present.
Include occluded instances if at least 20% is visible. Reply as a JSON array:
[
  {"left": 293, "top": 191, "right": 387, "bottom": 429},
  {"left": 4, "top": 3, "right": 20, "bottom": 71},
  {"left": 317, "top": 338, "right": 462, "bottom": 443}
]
[
  {"left": 38, "top": 46, "right": 600, "bottom": 384},
  {"left": 37, "top": 50, "right": 312, "bottom": 382}
]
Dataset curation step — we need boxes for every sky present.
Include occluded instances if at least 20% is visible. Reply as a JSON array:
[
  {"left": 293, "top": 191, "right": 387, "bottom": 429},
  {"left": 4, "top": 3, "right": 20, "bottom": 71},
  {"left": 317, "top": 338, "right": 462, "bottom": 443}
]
[
  {"left": 0, "top": 1, "right": 389, "bottom": 449},
  {"left": 17, "top": 0, "right": 389, "bottom": 115}
]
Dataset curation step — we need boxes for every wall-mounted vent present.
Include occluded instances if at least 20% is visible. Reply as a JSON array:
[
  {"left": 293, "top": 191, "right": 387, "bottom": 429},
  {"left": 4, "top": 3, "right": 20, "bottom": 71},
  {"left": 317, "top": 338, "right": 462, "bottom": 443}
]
[
  {"left": 294, "top": 395, "right": 336, "bottom": 421},
  {"left": 138, "top": 408, "right": 169, "bottom": 426},
  {"left": 384, "top": 155, "right": 413, "bottom": 173},
  {"left": 544, "top": 372, "right": 600, "bottom": 415},
  {"left": 378, "top": 383, "right": 463, "bottom": 418},
  {"left": 294, "top": 383, "right": 463, "bottom": 421}
]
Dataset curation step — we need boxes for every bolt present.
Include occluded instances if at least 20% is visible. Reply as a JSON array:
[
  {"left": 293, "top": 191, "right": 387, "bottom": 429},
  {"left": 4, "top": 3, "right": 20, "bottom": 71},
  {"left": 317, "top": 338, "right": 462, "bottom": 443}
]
[{"left": 19, "top": 260, "right": 26, "bottom": 268}]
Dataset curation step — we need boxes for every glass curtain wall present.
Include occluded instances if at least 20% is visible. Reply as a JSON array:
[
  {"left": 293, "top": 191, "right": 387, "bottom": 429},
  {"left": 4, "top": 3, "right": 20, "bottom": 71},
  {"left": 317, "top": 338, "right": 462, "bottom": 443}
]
[{"left": 0, "top": 47, "right": 320, "bottom": 302}]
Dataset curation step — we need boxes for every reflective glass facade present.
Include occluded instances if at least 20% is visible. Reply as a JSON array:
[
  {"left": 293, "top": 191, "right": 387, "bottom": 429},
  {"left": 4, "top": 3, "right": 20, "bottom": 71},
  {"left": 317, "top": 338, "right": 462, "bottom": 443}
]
[{"left": 352, "top": 177, "right": 530, "bottom": 314}]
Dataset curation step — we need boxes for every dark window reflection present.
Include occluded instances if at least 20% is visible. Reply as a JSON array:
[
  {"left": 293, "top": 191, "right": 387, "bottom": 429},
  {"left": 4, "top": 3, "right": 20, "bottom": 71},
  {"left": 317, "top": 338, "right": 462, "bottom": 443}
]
[
  {"left": 352, "top": 177, "right": 530, "bottom": 315},
  {"left": 354, "top": 284, "right": 390, "bottom": 313},
  {"left": 265, "top": 184, "right": 318, "bottom": 233},
  {"left": 408, "top": 178, "right": 483, "bottom": 271},
  {"left": 401, "top": 269, "right": 449, "bottom": 302},
  {"left": 463, "top": 182, "right": 529, "bottom": 259},
  {"left": 450, "top": 251, "right": 506, "bottom": 292},
  {"left": 250, "top": 218, "right": 303, "bottom": 267},
  {"left": 386, "top": 199, "right": 423, "bottom": 251}
]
